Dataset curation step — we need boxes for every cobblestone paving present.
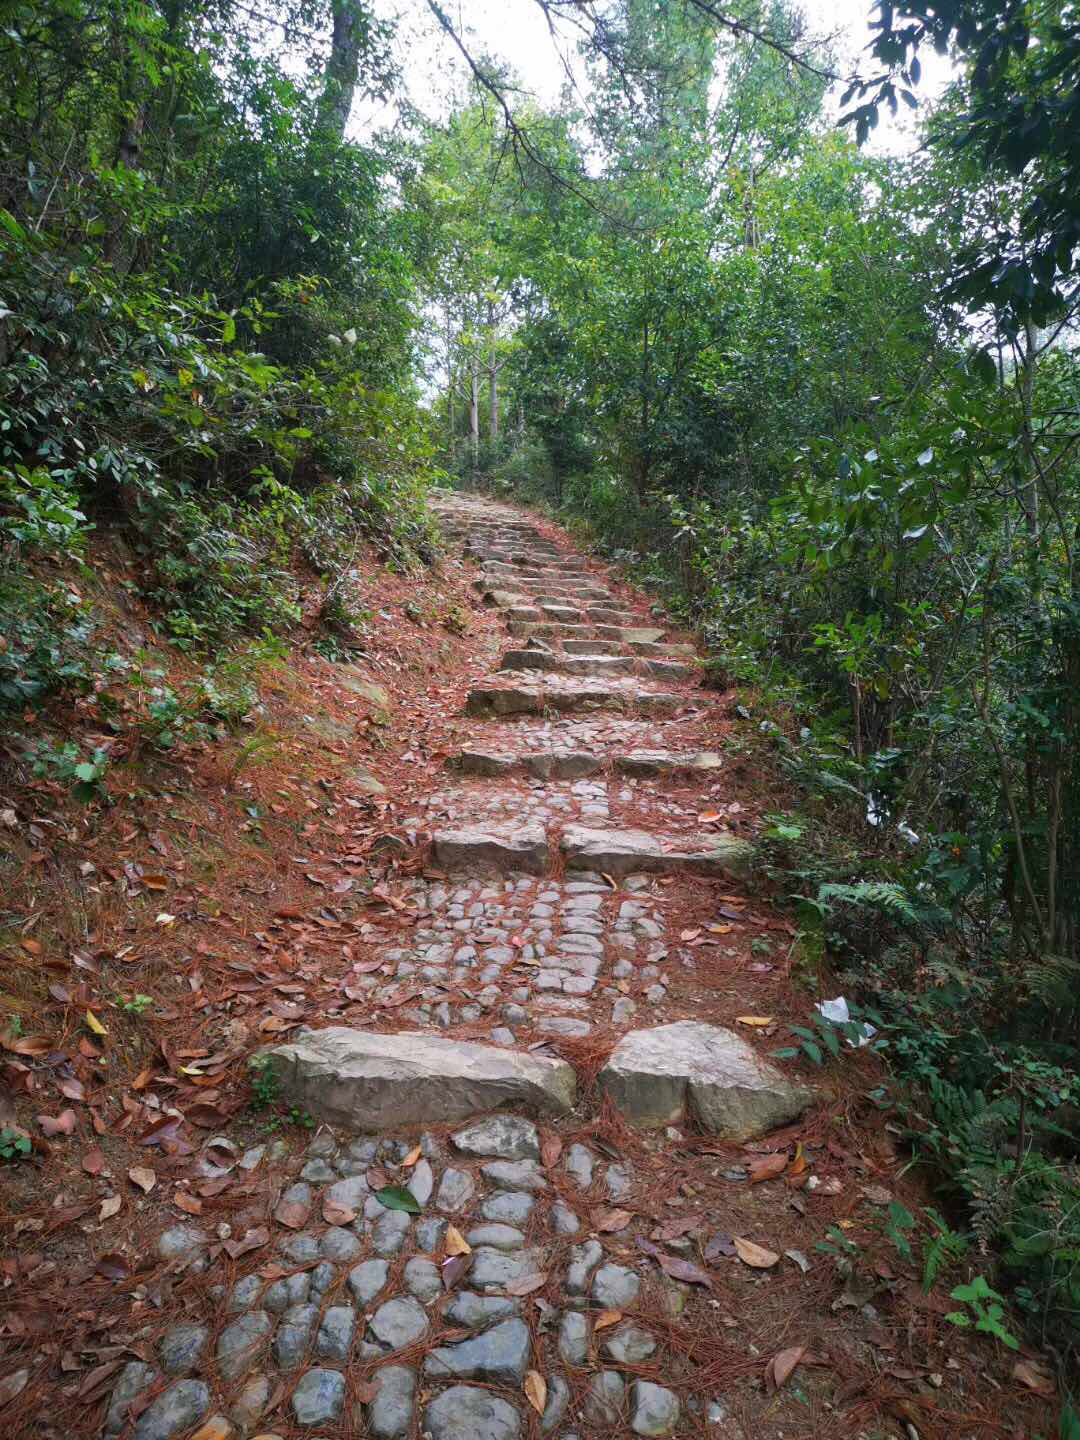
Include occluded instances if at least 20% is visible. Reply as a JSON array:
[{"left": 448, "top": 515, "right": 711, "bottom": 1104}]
[{"left": 101, "top": 494, "right": 743, "bottom": 1439}]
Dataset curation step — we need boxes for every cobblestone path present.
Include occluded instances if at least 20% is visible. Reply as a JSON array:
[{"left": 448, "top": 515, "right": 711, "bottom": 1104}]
[{"left": 98, "top": 495, "right": 822, "bottom": 1440}]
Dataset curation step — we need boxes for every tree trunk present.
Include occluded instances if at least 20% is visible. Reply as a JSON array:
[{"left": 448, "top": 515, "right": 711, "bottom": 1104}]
[
  {"left": 488, "top": 299, "right": 499, "bottom": 441},
  {"left": 469, "top": 363, "right": 480, "bottom": 468},
  {"left": 315, "top": 0, "right": 366, "bottom": 140}
]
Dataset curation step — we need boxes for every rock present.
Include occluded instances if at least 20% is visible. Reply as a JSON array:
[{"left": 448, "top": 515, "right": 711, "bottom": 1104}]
[
  {"left": 561, "top": 825, "right": 751, "bottom": 879},
  {"left": 227, "top": 1274, "right": 262, "bottom": 1312},
  {"left": 264, "top": 1272, "right": 310, "bottom": 1313},
  {"left": 564, "top": 1144, "right": 594, "bottom": 1189},
  {"left": 338, "top": 672, "right": 390, "bottom": 710},
  {"left": 404, "top": 1256, "right": 442, "bottom": 1302},
  {"left": 424, "top": 1386, "right": 521, "bottom": 1440},
  {"left": 190, "top": 1416, "right": 232, "bottom": 1440},
  {"left": 291, "top": 1368, "right": 345, "bottom": 1427},
  {"left": 557, "top": 1311, "right": 588, "bottom": 1365},
  {"left": 481, "top": 1158, "right": 548, "bottom": 1191},
  {"left": 603, "top": 1324, "right": 657, "bottom": 1364},
  {"left": 552, "top": 1201, "right": 580, "bottom": 1236},
  {"left": 436, "top": 1167, "right": 476, "bottom": 1212},
  {"left": 585, "top": 1372, "right": 626, "bottom": 1425},
  {"left": 629, "top": 1381, "right": 680, "bottom": 1436},
  {"left": 615, "top": 750, "right": 722, "bottom": 777},
  {"left": 368, "top": 1364, "right": 416, "bottom": 1439},
  {"left": 424, "top": 1317, "right": 531, "bottom": 1384},
  {"left": 133, "top": 1380, "right": 211, "bottom": 1440},
  {"left": 452, "top": 1116, "right": 539, "bottom": 1160},
  {"left": 104, "top": 1362, "right": 157, "bottom": 1437},
  {"left": 373, "top": 1208, "right": 411, "bottom": 1256},
  {"left": 273, "top": 1303, "right": 318, "bottom": 1368},
  {"left": 592, "top": 1263, "right": 640, "bottom": 1308},
  {"left": 229, "top": 1373, "right": 271, "bottom": 1431},
  {"left": 280, "top": 1232, "right": 320, "bottom": 1264},
  {"left": 432, "top": 823, "right": 550, "bottom": 875},
  {"left": 160, "top": 1323, "right": 209, "bottom": 1375},
  {"left": 157, "top": 1225, "right": 208, "bottom": 1263},
  {"left": 598, "top": 1021, "right": 813, "bottom": 1138},
  {"left": 466, "top": 1223, "right": 524, "bottom": 1251},
  {"left": 320, "top": 1225, "right": 361, "bottom": 1262},
  {"left": 369, "top": 1296, "right": 429, "bottom": 1349},
  {"left": 316, "top": 1305, "right": 356, "bottom": 1364},
  {"left": 481, "top": 1190, "right": 534, "bottom": 1225},
  {"left": 260, "top": 1029, "right": 575, "bottom": 1129},
  {"left": 416, "top": 1216, "right": 448, "bottom": 1251},
  {"left": 216, "top": 1311, "right": 272, "bottom": 1381},
  {"left": 354, "top": 771, "right": 387, "bottom": 796},
  {"left": 407, "top": 1158, "right": 435, "bottom": 1205},
  {"left": 566, "top": 1240, "right": 603, "bottom": 1296},
  {"left": 542, "top": 1376, "right": 571, "bottom": 1433},
  {"left": 444, "top": 1292, "right": 521, "bottom": 1328},
  {"left": 452, "top": 750, "right": 521, "bottom": 777},
  {"left": 525, "top": 750, "right": 601, "bottom": 780},
  {"left": 469, "top": 1246, "right": 546, "bottom": 1290}
]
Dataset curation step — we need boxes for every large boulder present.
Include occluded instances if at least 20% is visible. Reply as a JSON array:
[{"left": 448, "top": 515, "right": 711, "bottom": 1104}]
[
  {"left": 598, "top": 1022, "right": 812, "bottom": 1139},
  {"left": 260, "top": 1029, "right": 576, "bottom": 1130}
]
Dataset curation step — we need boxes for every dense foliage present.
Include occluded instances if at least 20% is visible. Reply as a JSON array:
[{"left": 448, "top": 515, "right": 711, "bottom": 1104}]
[
  {"left": 0, "top": 0, "right": 437, "bottom": 712},
  {"left": 422, "top": 0, "right": 1080, "bottom": 1381}
]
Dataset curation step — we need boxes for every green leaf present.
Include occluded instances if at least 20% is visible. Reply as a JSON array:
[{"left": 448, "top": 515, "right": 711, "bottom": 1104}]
[
  {"left": 374, "top": 1185, "right": 421, "bottom": 1214},
  {"left": 800, "top": 1039, "right": 824, "bottom": 1065},
  {"left": 74, "top": 762, "right": 99, "bottom": 782},
  {"left": 222, "top": 315, "right": 236, "bottom": 344}
]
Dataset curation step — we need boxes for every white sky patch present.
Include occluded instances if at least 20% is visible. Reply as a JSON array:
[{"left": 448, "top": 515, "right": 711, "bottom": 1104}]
[{"left": 351, "top": 0, "right": 957, "bottom": 155}]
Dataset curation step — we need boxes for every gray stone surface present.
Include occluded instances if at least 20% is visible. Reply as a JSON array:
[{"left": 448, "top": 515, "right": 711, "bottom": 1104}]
[
  {"left": 630, "top": 1381, "right": 680, "bottom": 1436},
  {"left": 598, "top": 1020, "right": 813, "bottom": 1138},
  {"left": 453, "top": 1115, "right": 539, "bottom": 1160},
  {"left": 542, "top": 1375, "right": 571, "bottom": 1433},
  {"left": 368, "top": 1364, "right": 416, "bottom": 1439},
  {"left": 470, "top": 1246, "right": 545, "bottom": 1290},
  {"left": 466, "top": 1223, "right": 524, "bottom": 1251},
  {"left": 273, "top": 1302, "right": 318, "bottom": 1368},
  {"left": 405, "top": 1255, "right": 442, "bottom": 1301},
  {"left": 585, "top": 1371, "right": 626, "bottom": 1424},
  {"left": 481, "top": 1190, "right": 534, "bottom": 1224},
  {"left": 216, "top": 1310, "right": 272, "bottom": 1381},
  {"left": 370, "top": 1296, "right": 429, "bottom": 1349},
  {"left": 561, "top": 825, "right": 752, "bottom": 878},
  {"left": 445, "top": 1292, "right": 521, "bottom": 1328},
  {"left": 104, "top": 1362, "right": 156, "bottom": 1437},
  {"left": 482, "top": 1158, "right": 548, "bottom": 1191},
  {"left": 292, "top": 1367, "right": 345, "bottom": 1427},
  {"left": 566, "top": 1239, "right": 603, "bottom": 1296},
  {"left": 316, "top": 1305, "right": 356, "bottom": 1363},
  {"left": 437, "top": 1167, "right": 476, "bottom": 1212},
  {"left": 261, "top": 1029, "right": 575, "bottom": 1129},
  {"left": 592, "top": 1263, "right": 641, "bottom": 1308},
  {"left": 373, "top": 1207, "right": 411, "bottom": 1256},
  {"left": 557, "top": 1311, "right": 588, "bottom": 1365},
  {"left": 433, "top": 824, "right": 549, "bottom": 875},
  {"left": 603, "top": 1324, "right": 657, "bottom": 1364},
  {"left": 156, "top": 1225, "right": 208, "bottom": 1263},
  {"left": 159, "top": 1323, "right": 209, "bottom": 1375},
  {"left": 424, "top": 1317, "right": 531, "bottom": 1383},
  {"left": 424, "top": 1385, "right": 521, "bottom": 1440},
  {"left": 132, "top": 1380, "right": 210, "bottom": 1440}
]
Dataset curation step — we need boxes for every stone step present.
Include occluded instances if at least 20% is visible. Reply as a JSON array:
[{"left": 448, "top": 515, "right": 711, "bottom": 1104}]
[
  {"left": 448, "top": 748, "right": 602, "bottom": 780},
  {"left": 432, "top": 823, "right": 549, "bottom": 874},
  {"left": 499, "top": 649, "right": 696, "bottom": 683},
  {"left": 464, "top": 679, "right": 683, "bottom": 719},
  {"left": 261, "top": 1028, "right": 576, "bottom": 1128},
  {"left": 615, "top": 748, "right": 723, "bottom": 776},
  {"left": 586, "top": 606, "right": 637, "bottom": 625},
  {"left": 560, "top": 823, "right": 752, "bottom": 877},
  {"left": 537, "top": 603, "right": 583, "bottom": 622},
  {"left": 598, "top": 1022, "right": 812, "bottom": 1137}
]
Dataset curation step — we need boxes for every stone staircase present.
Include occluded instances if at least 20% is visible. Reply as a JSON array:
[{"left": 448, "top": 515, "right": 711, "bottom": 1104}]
[{"left": 103, "top": 493, "right": 812, "bottom": 1440}]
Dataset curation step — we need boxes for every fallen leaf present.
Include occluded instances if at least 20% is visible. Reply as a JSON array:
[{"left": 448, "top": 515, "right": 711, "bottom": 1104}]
[
  {"left": 704, "top": 1232, "right": 736, "bottom": 1260},
  {"left": 37, "top": 1109, "right": 76, "bottom": 1137},
  {"left": 733, "top": 1236, "right": 780, "bottom": 1268},
  {"left": 505, "top": 1272, "right": 548, "bottom": 1296},
  {"left": 658, "top": 1254, "right": 712, "bottom": 1286},
  {"left": 748, "top": 1153, "right": 788, "bottom": 1184},
  {"left": 441, "top": 1254, "right": 471, "bottom": 1291},
  {"left": 99, "top": 1195, "right": 123, "bottom": 1220},
  {"left": 190, "top": 1419, "right": 232, "bottom": 1440},
  {"left": 540, "top": 1135, "right": 562, "bottom": 1168},
  {"left": 222, "top": 1225, "right": 269, "bottom": 1259},
  {"left": 82, "top": 1147, "right": 106, "bottom": 1176},
  {"left": 96, "top": 1252, "right": 129, "bottom": 1281},
  {"left": 788, "top": 1143, "right": 807, "bottom": 1176},
  {"left": 174, "top": 1190, "right": 203, "bottom": 1216},
  {"left": 524, "top": 1371, "right": 547, "bottom": 1416},
  {"left": 1012, "top": 1360, "right": 1055, "bottom": 1397},
  {"left": 594, "top": 1207, "right": 632, "bottom": 1233},
  {"left": 85, "top": 1009, "right": 108, "bottom": 1036},
  {"left": 735, "top": 1015, "right": 774, "bottom": 1027},
  {"left": 861, "top": 1184, "right": 892, "bottom": 1206},
  {"left": 766, "top": 1345, "right": 806, "bottom": 1390},
  {"left": 593, "top": 1310, "right": 623, "bottom": 1331},
  {"left": 274, "top": 1194, "right": 312, "bottom": 1229},
  {"left": 374, "top": 1185, "right": 421, "bottom": 1215},
  {"left": 402, "top": 1144, "right": 423, "bottom": 1167},
  {"left": 3, "top": 1033, "right": 54, "bottom": 1056},
  {"left": 784, "top": 1249, "right": 811, "bottom": 1273},
  {"left": 322, "top": 1197, "right": 356, "bottom": 1226},
  {"left": 128, "top": 1165, "right": 156, "bottom": 1193},
  {"left": 652, "top": 1215, "right": 704, "bottom": 1243},
  {"left": 680, "top": 928, "right": 701, "bottom": 941},
  {"left": 59, "top": 1077, "right": 85, "bottom": 1101},
  {"left": 445, "top": 1225, "right": 471, "bottom": 1257}
]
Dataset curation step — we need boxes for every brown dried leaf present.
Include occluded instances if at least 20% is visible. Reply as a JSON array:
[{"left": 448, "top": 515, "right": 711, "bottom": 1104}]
[
  {"left": 441, "top": 1254, "right": 471, "bottom": 1291},
  {"left": 174, "top": 1190, "right": 203, "bottom": 1216},
  {"left": 99, "top": 1195, "right": 122, "bottom": 1221},
  {"left": 593, "top": 1310, "right": 623, "bottom": 1331},
  {"left": 1012, "top": 1360, "right": 1055, "bottom": 1397},
  {"left": 445, "top": 1225, "right": 471, "bottom": 1257},
  {"left": 524, "top": 1371, "right": 547, "bottom": 1416},
  {"left": 37, "top": 1109, "right": 76, "bottom": 1137},
  {"left": 222, "top": 1225, "right": 269, "bottom": 1260},
  {"left": 657, "top": 1254, "right": 711, "bottom": 1286},
  {"left": 594, "top": 1207, "right": 632, "bottom": 1233},
  {"left": 322, "top": 1196, "right": 356, "bottom": 1226},
  {"left": 505, "top": 1272, "right": 548, "bottom": 1296},
  {"left": 540, "top": 1135, "right": 562, "bottom": 1169},
  {"left": 766, "top": 1345, "right": 806, "bottom": 1390},
  {"left": 748, "top": 1153, "right": 788, "bottom": 1184},
  {"left": 128, "top": 1165, "right": 156, "bottom": 1193},
  {"left": 82, "top": 1146, "right": 106, "bottom": 1175},
  {"left": 402, "top": 1144, "right": 423, "bottom": 1168},
  {"left": 733, "top": 1236, "right": 780, "bottom": 1269}
]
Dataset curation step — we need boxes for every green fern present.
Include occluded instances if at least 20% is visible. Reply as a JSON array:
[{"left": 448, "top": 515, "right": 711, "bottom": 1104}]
[
  {"left": 921, "top": 1207, "right": 971, "bottom": 1291},
  {"left": 816, "top": 880, "right": 925, "bottom": 927}
]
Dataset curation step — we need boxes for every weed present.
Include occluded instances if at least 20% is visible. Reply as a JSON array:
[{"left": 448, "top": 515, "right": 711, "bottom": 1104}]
[
  {"left": 0, "top": 1127, "right": 31, "bottom": 1162},
  {"left": 946, "top": 1274, "right": 1021, "bottom": 1349},
  {"left": 248, "top": 1054, "right": 280, "bottom": 1111},
  {"left": 115, "top": 993, "right": 153, "bottom": 1015}
]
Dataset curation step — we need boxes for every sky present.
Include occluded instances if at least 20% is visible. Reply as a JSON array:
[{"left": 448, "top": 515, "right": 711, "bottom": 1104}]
[{"left": 352, "top": 0, "right": 957, "bottom": 156}]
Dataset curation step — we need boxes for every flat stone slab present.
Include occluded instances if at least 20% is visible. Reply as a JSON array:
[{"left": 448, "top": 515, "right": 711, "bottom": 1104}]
[
  {"left": 432, "top": 823, "right": 549, "bottom": 875},
  {"left": 561, "top": 824, "right": 751, "bottom": 877},
  {"left": 598, "top": 1021, "right": 813, "bottom": 1139},
  {"left": 615, "top": 750, "right": 723, "bottom": 777},
  {"left": 465, "top": 681, "right": 682, "bottom": 719},
  {"left": 261, "top": 1029, "right": 576, "bottom": 1129},
  {"left": 450, "top": 749, "right": 601, "bottom": 780}
]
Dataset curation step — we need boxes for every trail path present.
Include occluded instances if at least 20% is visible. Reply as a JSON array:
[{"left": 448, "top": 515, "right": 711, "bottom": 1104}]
[{"left": 54, "top": 494, "right": 1037, "bottom": 1440}]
